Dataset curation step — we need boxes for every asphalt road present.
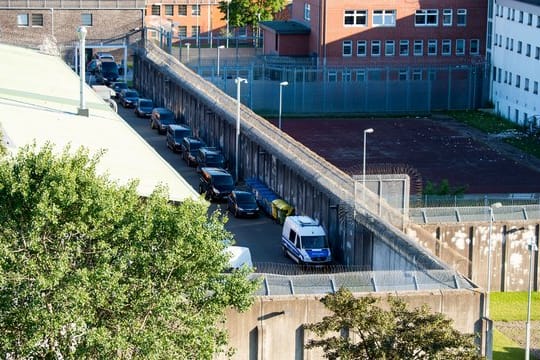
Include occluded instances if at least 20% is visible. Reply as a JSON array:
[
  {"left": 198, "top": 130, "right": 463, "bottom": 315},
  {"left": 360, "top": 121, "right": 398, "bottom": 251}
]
[{"left": 116, "top": 101, "right": 294, "bottom": 266}]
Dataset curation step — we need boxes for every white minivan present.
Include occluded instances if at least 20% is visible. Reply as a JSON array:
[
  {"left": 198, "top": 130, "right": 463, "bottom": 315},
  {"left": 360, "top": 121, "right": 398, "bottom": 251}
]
[{"left": 281, "top": 216, "right": 332, "bottom": 265}]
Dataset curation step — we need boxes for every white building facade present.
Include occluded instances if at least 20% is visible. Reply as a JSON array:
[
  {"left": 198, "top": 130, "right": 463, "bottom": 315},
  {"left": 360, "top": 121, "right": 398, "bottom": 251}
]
[{"left": 491, "top": 0, "right": 540, "bottom": 126}]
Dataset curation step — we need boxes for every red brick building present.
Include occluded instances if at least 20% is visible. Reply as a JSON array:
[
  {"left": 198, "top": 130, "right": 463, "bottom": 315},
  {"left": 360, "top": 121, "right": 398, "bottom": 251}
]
[{"left": 262, "top": 0, "right": 487, "bottom": 66}]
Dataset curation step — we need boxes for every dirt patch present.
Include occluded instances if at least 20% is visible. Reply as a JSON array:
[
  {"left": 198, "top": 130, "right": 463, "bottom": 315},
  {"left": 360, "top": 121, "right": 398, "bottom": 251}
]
[
  {"left": 495, "top": 321, "right": 540, "bottom": 359},
  {"left": 277, "top": 116, "right": 540, "bottom": 194}
]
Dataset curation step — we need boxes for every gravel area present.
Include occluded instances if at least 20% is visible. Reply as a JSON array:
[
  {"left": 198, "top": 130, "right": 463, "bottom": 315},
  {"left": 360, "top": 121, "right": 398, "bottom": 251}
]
[{"left": 495, "top": 321, "right": 540, "bottom": 359}]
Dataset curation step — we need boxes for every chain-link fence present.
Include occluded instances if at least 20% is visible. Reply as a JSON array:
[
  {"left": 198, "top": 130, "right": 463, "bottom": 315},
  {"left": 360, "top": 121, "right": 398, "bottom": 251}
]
[{"left": 250, "top": 268, "right": 475, "bottom": 296}]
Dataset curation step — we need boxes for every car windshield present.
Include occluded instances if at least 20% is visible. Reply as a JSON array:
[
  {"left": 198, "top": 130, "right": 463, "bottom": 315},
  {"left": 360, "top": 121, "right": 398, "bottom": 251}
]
[
  {"left": 174, "top": 129, "right": 191, "bottom": 139},
  {"left": 301, "top": 235, "right": 328, "bottom": 249},
  {"left": 140, "top": 100, "right": 153, "bottom": 108},
  {"left": 159, "top": 112, "right": 173, "bottom": 120},
  {"left": 236, "top": 193, "right": 256, "bottom": 205},
  {"left": 206, "top": 154, "right": 224, "bottom": 161},
  {"left": 125, "top": 91, "right": 138, "bottom": 98},
  {"left": 213, "top": 175, "right": 234, "bottom": 186},
  {"left": 101, "top": 62, "right": 118, "bottom": 72},
  {"left": 190, "top": 142, "right": 203, "bottom": 150}
]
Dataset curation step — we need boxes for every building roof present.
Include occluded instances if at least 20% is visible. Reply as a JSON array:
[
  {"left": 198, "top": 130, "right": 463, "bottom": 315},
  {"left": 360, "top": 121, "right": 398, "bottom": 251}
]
[
  {"left": 259, "top": 20, "right": 311, "bottom": 35},
  {"left": 0, "top": 43, "right": 199, "bottom": 202}
]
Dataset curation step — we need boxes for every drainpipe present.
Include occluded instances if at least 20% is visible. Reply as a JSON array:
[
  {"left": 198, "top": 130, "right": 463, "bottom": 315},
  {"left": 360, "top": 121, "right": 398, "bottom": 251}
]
[{"left": 322, "top": 0, "right": 327, "bottom": 67}]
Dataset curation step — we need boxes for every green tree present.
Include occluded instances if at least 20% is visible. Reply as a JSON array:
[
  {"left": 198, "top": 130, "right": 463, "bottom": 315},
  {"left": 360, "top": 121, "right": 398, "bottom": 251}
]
[
  {"left": 304, "top": 288, "right": 480, "bottom": 360},
  {"left": 0, "top": 143, "right": 259, "bottom": 359},
  {"left": 218, "top": 0, "right": 287, "bottom": 30}
]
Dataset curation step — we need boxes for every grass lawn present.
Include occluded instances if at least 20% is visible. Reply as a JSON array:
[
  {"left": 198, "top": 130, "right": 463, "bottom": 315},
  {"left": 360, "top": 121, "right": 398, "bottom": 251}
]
[{"left": 491, "top": 292, "right": 540, "bottom": 359}]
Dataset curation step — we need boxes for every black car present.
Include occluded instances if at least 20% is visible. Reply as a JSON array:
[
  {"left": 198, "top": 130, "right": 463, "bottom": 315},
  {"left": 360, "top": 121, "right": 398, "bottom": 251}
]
[
  {"left": 227, "top": 190, "right": 260, "bottom": 218},
  {"left": 118, "top": 89, "right": 139, "bottom": 108},
  {"left": 166, "top": 124, "right": 192, "bottom": 152},
  {"left": 181, "top": 136, "right": 206, "bottom": 166},
  {"left": 111, "top": 82, "right": 128, "bottom": 98},
  {"left": 134, "top": 98, "right": 154, "bottom": 118},
  {"left": 195, "top": 147, "right": 226, "bottom": 172},
  {"left": 95, "top": 61, "right": 119, "bottom": 86},
  {"left": 199, "top": 167, "right": 235, "bottom": 201},
  {"left": 150, "top": 107, "right": 176, "bottom": 134}
]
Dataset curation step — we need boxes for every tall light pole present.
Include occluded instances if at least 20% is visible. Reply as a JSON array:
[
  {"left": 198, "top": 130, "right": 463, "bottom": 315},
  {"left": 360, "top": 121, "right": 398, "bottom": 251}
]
[
  {"left": 226, "top": 0, "right": 231, "bottom": 48},
  {"left": 485, "top": 201, "right": 502, "bottom": 360},
  {"left": 525, "top": 235, "right": 538, "bottom": 360},
  {"left": 278, "top": 81, "right": 288, "bottom": 130},
  {"left": 235, "top": 77, "right": 247, "bottom": 182},
  {"left": 76, "top": 26, "right": 88, "bottom": 117},
  {"left": 362, "top": 128, "right": 374, "bottom": 202},
  {"left": 217, "top": 45, "right": 225, "bottom": 77}
]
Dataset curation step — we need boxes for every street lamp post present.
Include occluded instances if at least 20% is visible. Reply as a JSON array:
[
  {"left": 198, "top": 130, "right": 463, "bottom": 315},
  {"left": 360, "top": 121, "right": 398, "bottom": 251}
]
[
  {"left": 485, "top": 201, "right": 502, "bottom": 359},
  {"left": 362, "top": 128, "right": 374, "bottom": 202},
  {"left": 235, "top": 77, "right": 247, "bottom": 182},
  {"left": 217, "top": 45, "right": 225, "bottom": 77},
  {"left": 525, "top": 235, "right": 538, "bottom": 360},
  {"left": 226, "top": 0, "right": 230, "bottom": 48},
  {"left": 76, "top": 26, "right": 89, "bottom": 117},
  {"left": 185, "top": 43, "right": 191, "bottom": 62},
  {"left": 278, "top": 81, "right": 288, "bottom": 130}
]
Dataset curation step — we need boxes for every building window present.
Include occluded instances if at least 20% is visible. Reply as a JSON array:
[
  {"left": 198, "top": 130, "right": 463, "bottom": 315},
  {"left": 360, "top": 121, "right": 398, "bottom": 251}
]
[
  {"left": 507, "top": 7, "right": 511, "bottom": 19},
  {"left": 343, "top": 40, "right": 353, "bottom": 56},
  {"left": 344, "top": 10, "right": 367, "bottom": 26},
  {"left": 304, "top": 3, "right": 310, "bottom": 21},
  {"left": 356, "top": 70, "right": 366, "bottom": 81},
  {"left": 412, "top": 69, "right": 422, "bottom": 80},
  {"left": 399, "top": 40, "right": 409, "bottom": 56},
  {"left": 178, "top": 26, "right": 187, "bottom": 37},
  {"left": 498, "top": 68, "right": 502, "bottom": 83},
  {"left": 191, "top": 26, "right": 199, "bottom": 37},
  {"left": 456, "top": 39, "right": 465, "bottom": 55},
  {"left": 510, "top": 38, "right": 514, "bottom": 51},
  {"left": 516, "top": 75, "right": 521, "bottom": 88},
  {"left": 81, "top": 13, "right": 92, "bottom": 26},
  {"left": 192, "top": 5, "right": 200, "bottom": 16},
  {"left": 373, "top": 10, "right": 396, "bottom": 26},
  {"left": 357, "top": 40, "right": 367, "bottom": 56},
  {"left": 519, "top": 11, "right": 524, "bottom": 23},
  {"left": 31, "top": 13, "right": 43, "bottom": 27},
  {"left": 165, "top": 5, "right": 174, "bottom": 16},
  {"left": 343, "top": 70, "right": 351, "bottom": 82},
  {"left": 17, "top": 13, "right": 29, "bottom": 26},
  {"left": 533, "top": 81, "right": 538, "bottom": 94},
  {"left": 371, "top": 40, "right": 381, "bottom": 56},
  {"left": 524, "top": 78, "right": 530, "bottom": 91},
  {"left": 442, "top": 39, "right": 451, "bottom": 55},
  {"left": 535, "top": 46, "right": 540, "bottom": 60},
  {"left": 526, "top": 44, "right": 531, "bottom": 57},
  {"left": 428, "top": 39, "right": 437, "bottom": 55},
  {"left": 504, "top": 70, "right": 508, "bottom": 83},
  {"left": 151, "top": 4, "right": 160, "bottom": 16},
  {"left": 537, "top": 15, "right": 540, "bottom": 27},
  {"left": 509, "top": 72, "right": 512, "bottom": 85},
  {"left": 443, "top": 9, "right": 452, "bottom": 26},
  {"left": 511, "top": 9, "right": 515, "bottom": 21},
  {"left": 413, "top": 40, "right": 423, "bottom": 56},
  {"left": 528, "top": 13, "right": 533, "bottom": 25},
  {"left": 327, "top": 70, "right": 337, "bottom": 82},
  {"left": 178, "top": 5, "right": 187, "bottom": 16},
  {"left": 493, "top": 66, "right": 497, "bottom": 81},
  {"left": 518, "top": 41, "right": 522, "bottom": 53},
  {"left": 505, "top": 37, "right": 509, "bottom": 49},
  {"left": 399, "top": 69, "right": 408, "bottom": 80},
  {"left": 385, "top": 40, "right": 395, "bottom": 56},
  {"left": 470, "top": 39, "right": 480, "bottom": 54},
  {"left": 415, "top": 9, "right": 438, "bottom": 26},
  {"left": 457, "top": 9, "right": 467, "bottom": 26}
]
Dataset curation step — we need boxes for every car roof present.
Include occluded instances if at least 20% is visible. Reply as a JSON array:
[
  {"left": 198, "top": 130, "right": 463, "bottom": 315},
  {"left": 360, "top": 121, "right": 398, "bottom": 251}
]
[
  {"left": 232, "top": 190, "right": 253, "bottom": 196},
  {"left": 184, "top": 136, "right": 203, "bottom": 143},
  {"left": 201, "top": 167, "right": 230, "bottom": 176},
  {"left": 169, "top": 123, "right": 190, "bottom": 130},
  {"left": 153, "top": 107, "right": 173, "bottom": 113},
  {"left": 199, "top": 147, "right": 221, "bottom": 154},
  {"left": 138, "top": 98, "right": 152, "bottom": 102}
]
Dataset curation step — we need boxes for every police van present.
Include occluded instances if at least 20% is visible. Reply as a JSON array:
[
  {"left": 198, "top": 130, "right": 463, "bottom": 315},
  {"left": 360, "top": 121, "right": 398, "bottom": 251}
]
[{"left": 281, "top": 216, "right": 331, "bottom": 265}]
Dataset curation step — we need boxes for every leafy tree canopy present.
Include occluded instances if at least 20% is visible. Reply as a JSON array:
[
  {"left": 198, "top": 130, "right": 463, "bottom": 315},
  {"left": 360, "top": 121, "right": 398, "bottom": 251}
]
[
  {"left": 0, "top": 143, "right": 259, "bottom": 359},
  {"left": 218, "top": 0, "right": 287, "bottom": 29},
  {"left": 304, "top": 288, "right": 480, "bottom": 360}
]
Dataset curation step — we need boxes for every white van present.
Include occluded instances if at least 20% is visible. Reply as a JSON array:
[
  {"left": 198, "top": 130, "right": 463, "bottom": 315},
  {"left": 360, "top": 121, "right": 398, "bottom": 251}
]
[
  {"left": 281, "top": 216, "right": 332, "bottom": 265},
  {"left": 225, "top": 246, "right": 253, "bottom": 270}
]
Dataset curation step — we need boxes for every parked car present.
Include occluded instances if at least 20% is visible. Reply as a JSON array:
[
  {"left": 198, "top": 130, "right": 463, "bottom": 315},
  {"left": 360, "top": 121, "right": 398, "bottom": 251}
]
[
  {"left": 111, "top": 81, "right": 128, "bottom": 98},
  {"left": 118, "top": 89, "right": 139, "bottom": 108},
  {"left": 95, "top": 61, "right": 119, "bottom": 85},
  {"left": 198, "top": 167, "right": 235, "bottom": 201},
  {"left": 95, "top": 52, "right": 115, "bottom": 62},
  {"left": 181, "top": 136, "right": 206, "bottom": 166},
  {"left": 134, "top": 98, "right": 154, "bottom": 118},
  {"left": 166, "top": 124, "right": 192, "bottom": 152},
  {"left": 227, "top": 190, "right": 260, "bottom": 218},
  {"left": 195, "top": 147, "right": 226, "bottom": 172},
  {"left": 150, "top": 107, "right": 176, "bottom": 134}
]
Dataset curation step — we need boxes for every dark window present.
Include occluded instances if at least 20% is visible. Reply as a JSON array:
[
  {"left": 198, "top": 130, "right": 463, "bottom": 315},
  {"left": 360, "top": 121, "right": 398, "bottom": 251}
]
[
  {"left": 178, "top": 5, "right": 187, "bottom": 16},
  {"left": 151, "top": 5, "right": 160, "bottom": 16},
  {"left": 31, "top": 13, "right": 43, "bottom": 27}
]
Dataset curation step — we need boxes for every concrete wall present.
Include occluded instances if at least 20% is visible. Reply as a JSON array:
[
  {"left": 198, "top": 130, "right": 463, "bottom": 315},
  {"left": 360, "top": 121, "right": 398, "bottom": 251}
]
[
  {"left": 407, "top": 221, "right": 540, "bottom": 292},
  {"left": 217, "top": 289, "right": 484, "bottom": 360}
]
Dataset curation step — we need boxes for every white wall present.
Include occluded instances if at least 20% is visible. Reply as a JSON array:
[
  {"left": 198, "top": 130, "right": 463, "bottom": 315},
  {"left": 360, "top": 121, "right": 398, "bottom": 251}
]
[{"left": 491, "top": 0, "right": 540, "bottom": 125}]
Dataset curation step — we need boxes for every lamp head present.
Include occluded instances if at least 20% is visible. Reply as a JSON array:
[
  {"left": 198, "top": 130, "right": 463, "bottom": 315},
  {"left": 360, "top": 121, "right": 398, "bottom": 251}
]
[
  {"left": 280, "top": 81, "right": 289, "bottom": 86},
  {"left": 76, "top": 26, "right": 87, "bottom": 41},
  {"left": 218, "top": 45, "right": 225, "bottom": 49},
  {"left": 235, "top": 77, "right": 247, "bottom": 84},
  {"left": 364, "top": 128, "right": 374, "bottom": 134}
]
